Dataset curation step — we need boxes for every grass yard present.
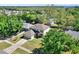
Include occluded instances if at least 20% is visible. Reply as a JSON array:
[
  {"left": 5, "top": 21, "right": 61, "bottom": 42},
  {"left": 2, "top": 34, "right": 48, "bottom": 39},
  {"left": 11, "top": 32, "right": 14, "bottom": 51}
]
[
  {"left": 22, "top": 38, "right": 42, "bottom": 51},
  {"left": 63, "top": 51, "right": 71, "bottom": 54},
  {"left": 0, "top": 42, "right": 11, "bottom": 51},
  {"left": 12, "top": 48, "right": 29, "bottom": 54}
]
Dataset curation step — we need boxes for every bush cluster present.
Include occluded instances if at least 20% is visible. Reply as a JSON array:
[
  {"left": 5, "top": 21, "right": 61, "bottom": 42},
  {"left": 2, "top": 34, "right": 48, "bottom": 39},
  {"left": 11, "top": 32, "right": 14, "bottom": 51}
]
[{"left": 0, "top": 15, "right": 23, "bottom": 38}]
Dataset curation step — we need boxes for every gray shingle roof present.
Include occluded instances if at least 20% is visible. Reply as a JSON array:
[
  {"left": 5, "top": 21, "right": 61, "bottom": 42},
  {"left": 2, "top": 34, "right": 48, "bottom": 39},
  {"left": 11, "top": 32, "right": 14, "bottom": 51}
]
[
  {"left": 23, "top": 30, "right": 35, "bottom": 39},
  {"left": 0, "top": 51, "right": 8, "bottom": 54},
  {"left": 23, "top": 23, "right": 33, "bottom": 29},
  {"left": 31, "top": 24, "right": 50, "bottom": 31}
]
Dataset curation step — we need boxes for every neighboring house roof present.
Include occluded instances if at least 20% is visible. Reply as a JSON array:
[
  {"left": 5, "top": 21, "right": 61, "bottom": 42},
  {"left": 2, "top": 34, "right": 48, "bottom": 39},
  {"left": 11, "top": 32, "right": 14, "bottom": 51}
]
[
  {"left": 48, "top": 19, "right": 58, "bottom": 27},
  {"left": 49, "top": 18, "right": 54, "bottom": 21},
  {"left": 48, "top": 21, "right": 54, "bottom": 24},
  {"left": 23, "top": 30, "right": 35, "bottom": 39},
  {"left": 0, "top": 51, "right": 8, "bottom": 54},
  {"left": 48, "top": 21, "right": 57, "bottom": 25},
  {"left": 23, "top": 23, "right": 33, "bottom": 29},
  {"left": 31, "top": 24, "right": 50, "bottom": 31}
]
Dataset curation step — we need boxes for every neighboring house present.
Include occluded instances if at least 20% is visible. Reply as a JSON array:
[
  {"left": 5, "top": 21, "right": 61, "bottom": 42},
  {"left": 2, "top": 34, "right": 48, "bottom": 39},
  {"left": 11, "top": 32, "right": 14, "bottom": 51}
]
[
  {"left": 0, "top": 51, "right": 8, "bottom": 54},
  {"left": 22, "top": 23, "right": 33, "bottom": 31},
  {"left": 4, "top": 10, "right": 12, "bottom": 16},
  {"left": 48, "top": 18, "right": 58, "bottom": 27},
  {"left": 31, "top": 24, "right": 50, "bottom": 36},
  {"left": 3, "top": 10, "right": 24, "bottom": 15},
  {"left": 23, "top": 30, "right": 35, "bottom": 40},
  {"left": 17, "top": 10, "right": 23, "bottom": 15},
  {"left": 0, "top": 10, "right": 3, "bottom": 13},
  {"left": 48, "top": 21, "right": 58, "bottom": 27},
  {"left": 12, "top": 10, "right": 19, "bottom": 15}
]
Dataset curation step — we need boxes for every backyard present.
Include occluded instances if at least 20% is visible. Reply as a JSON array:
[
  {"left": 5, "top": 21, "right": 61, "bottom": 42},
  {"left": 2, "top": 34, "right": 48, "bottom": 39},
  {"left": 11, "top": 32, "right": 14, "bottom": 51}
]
[
  {"left": 0, "top": 6, "right": 79, "bottom": 54},
  {"left": 0, "top": 42, "right": 11, "bottom": 51}
]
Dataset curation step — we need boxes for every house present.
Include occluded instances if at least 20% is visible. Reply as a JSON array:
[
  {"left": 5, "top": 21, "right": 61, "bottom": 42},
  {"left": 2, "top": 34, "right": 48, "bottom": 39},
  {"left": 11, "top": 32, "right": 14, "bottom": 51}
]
[
  {"left": 47, "top": 18, "right": 58, "bottom": 27},
  {"left": 23, "top": 30, "right": 35, "bottom": 40},
  {"left": 31, "top": 24, "right": 50, "bottom": 36},
  {"left": 4, "top": 10, "right": 12, "bottom": 16},
  {"left": 22, "top": 23, "right": 33, "bottom": 31},
  {"left": 12, "top": 10, "right": 19, "bottom": 15},
  {"left": 48, "top": 21, "right": 58, "bottom": 27}
]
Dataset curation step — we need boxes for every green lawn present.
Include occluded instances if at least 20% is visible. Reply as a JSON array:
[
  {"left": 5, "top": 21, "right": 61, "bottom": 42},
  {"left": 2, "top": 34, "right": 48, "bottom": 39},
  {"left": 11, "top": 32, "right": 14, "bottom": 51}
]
[
  {"left": 12, "top": 48, "right": 29, "bottom": 54},
  {"left": 22, "top": 38, "right": 42, "bottom": 51},
  {"left": 0, "top": 42, "right": 11, "bottom": 51}
]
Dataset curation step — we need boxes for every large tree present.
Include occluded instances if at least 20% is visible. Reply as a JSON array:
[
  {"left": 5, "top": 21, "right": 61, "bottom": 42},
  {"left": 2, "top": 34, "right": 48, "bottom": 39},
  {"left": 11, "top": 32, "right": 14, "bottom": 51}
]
[
  {"left": 40, "top": 29, "right": 77, "bottom": 54},
  {"left": 0, "top": 15, "right": 23, "bottom": 38},
  {"left": 22, "top": 12, "right": 37, "bottom": 23}
]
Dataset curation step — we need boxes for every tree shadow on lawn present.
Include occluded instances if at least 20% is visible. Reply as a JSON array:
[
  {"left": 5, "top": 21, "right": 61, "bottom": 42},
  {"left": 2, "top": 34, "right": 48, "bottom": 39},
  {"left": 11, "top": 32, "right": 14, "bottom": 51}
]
[{"left": 32, "top": 48, "right": 45, "bottom": 54}]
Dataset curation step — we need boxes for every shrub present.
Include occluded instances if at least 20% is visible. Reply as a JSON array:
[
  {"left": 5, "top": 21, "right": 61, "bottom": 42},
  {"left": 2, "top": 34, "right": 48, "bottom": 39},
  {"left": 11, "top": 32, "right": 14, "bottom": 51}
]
[
  {"left": 71, "top": 39, "right": 79, "bottom": 54},
  {"left": 73, "top": 18, "right": 79, "bottom": 31}
]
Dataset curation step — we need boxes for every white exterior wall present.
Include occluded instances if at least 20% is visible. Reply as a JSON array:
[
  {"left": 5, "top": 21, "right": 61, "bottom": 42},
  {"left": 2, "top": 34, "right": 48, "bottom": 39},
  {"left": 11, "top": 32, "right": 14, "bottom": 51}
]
[
  {"left": 30, "top": 35, "right": 34, "bottom": 40},
  {"left": 43, "top": 28, "right": 50, "bottom": 36}
]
